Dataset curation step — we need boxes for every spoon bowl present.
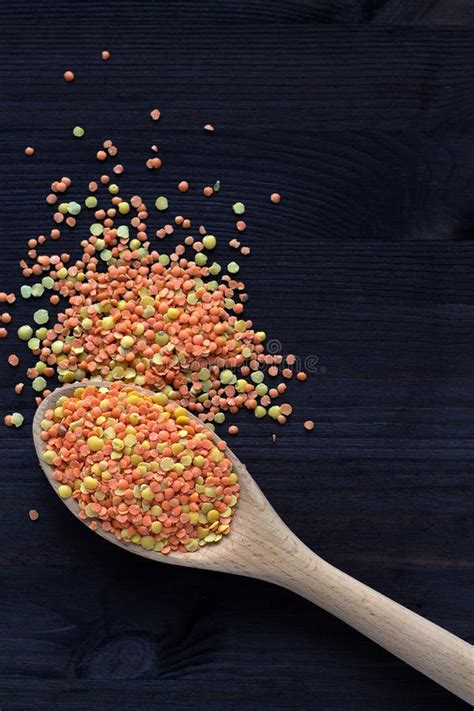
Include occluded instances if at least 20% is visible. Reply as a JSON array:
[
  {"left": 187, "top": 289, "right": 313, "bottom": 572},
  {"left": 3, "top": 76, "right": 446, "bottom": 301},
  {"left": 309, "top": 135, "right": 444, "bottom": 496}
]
[{"left": 33, "top": 381, "right": 473, "bottom": 703}]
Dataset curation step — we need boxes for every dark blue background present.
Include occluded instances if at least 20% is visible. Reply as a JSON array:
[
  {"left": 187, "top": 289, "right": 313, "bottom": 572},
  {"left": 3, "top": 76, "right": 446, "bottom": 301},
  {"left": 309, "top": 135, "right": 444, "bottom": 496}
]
[{"left": 1, "top": 2, "right": 473, "bottom": 709}]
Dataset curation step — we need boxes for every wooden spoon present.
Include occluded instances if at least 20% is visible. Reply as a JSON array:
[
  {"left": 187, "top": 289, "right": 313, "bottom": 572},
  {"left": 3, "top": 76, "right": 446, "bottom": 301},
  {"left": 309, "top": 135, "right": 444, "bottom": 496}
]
[{"left": 33, "top": 382, "right": 473, "bottom": 703}]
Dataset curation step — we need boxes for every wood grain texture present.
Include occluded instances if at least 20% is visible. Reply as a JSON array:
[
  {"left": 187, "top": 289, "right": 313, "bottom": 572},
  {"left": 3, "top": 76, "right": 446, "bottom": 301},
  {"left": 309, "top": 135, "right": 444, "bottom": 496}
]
[
  {"left": 33, "top": 383, "right": 474, "bottom": 703},
  {"left": 1, "top": 1, "right": 473, "bottom": 710}
]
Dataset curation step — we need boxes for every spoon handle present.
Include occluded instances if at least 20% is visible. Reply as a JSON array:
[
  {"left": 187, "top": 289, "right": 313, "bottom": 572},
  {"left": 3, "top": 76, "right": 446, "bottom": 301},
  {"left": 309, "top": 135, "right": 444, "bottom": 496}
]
[{"left": 270, "top": 542, "right": 473, "bottom": 702}]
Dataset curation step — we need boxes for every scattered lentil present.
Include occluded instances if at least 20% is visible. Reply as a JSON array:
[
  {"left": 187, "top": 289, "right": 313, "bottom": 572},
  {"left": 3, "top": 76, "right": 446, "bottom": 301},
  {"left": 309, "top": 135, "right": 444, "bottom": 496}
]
[
  {"left": 25, "top": 147, "right": 35, "bottom": 156},
  {"left": 64, "top": 71, "right": 75, "bottom": 82},
  {"left": 29, "top": 509, "right": 39, "bottom": 521},
  {"left": 232, "top": 202, "right": 245, "bottom": 215},
  {"left": 304, "top": 420, "right": 315, "bottom": 431}
]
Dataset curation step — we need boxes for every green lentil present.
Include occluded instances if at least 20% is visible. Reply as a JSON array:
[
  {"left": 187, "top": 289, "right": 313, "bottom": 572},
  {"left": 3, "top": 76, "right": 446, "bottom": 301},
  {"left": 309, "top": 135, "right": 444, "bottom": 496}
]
[
  {"left": 28, "top": 337, "right": 41, "bottom": 351},
  {"left": 214, "top": 412, "right": 225, "bottom": 424},
  {"left": 202, "top": 234, "right": 217, "bottom": 250},
  {"left": 227, "top": 261, "right": 240, "bottom": 274},
  {"left": 108, "top": 184, "right": 119, "bottom": 195},
  {"left": 11, "top": 412, "right": 24, "bottom": 428},
  {"left": 73, "top": 126, "right": 85, "bottom": 138},
  {"left": 213, "top": 180, "right": 221, "bottom": 192},
  {"left": 67, "top": 201, "right": 81, "bottom": 216},
  {"left": 90, "top": 223, "right": 104, "bottom": 236},
  {"left": 219, "top": 369, "right": 234, "bottom": 385},
  {"left": 17, "top": 325, "right": 33, "bottom": 341},
  {"left": 41, "top": 276, "right": 55, "bottom": 289},
  {"left": 155, "top": 196, "right": 169, "bottom": 211},
  {"left": 118, "top": 201, "right": 130, "bottom": 215},
  {"left": 254, "top": 406, "right": 267, "bottom": 418},
  {"left": 208, "top": 261, "right": 221, "bottom": 276},
  {"left": 20, "top": 285, "right": 32, "bottom": 299},
  {"left": 268, "top": 405, "right": 281, "bottom": 419},
  {"left": 32, "top": 376, "right": 47, "bottom": 392},
  {"left": 232, "top": 201, "right": 245, "bottom": 215},
  {"left": 85, "top": 196, "right": 98, "bottom": 209},
  {"left": 31, "top": 284, "right": 45, "bottom": 298},
  {"left": 251, "top": 370, "right": 264, "bottom": 384},
  {"left": 195, "top": 253, "right": 207, "bottom": 266},
  {"left": 117, "top": 225, "right": 129, "bottom": 238},
  {"left": 33, "top": 309, "right": 49, "bottom": 325}
]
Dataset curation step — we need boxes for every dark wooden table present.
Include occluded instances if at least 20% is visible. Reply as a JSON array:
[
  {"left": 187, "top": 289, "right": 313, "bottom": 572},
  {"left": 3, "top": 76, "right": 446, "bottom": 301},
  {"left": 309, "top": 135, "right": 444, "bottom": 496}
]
[{"left": 1, "top": 2, "right": 473, "bottom": 709}]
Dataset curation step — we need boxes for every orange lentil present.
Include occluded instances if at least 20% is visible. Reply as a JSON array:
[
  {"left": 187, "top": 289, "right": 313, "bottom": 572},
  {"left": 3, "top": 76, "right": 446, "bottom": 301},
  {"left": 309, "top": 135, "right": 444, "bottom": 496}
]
[
  {"left": 15, "top": 383, "right": 24, "bottom": 394},
  {"left": 8, "top": 354, "right": 20, "bottom": 367},
  {"left": 178, "top": 181, "right": 189, "bottom": 193},
  {"left": 240, "top": 246, "right": 251, "bottom": 256},
  {"left": 204, "top": 124, "right": 214, "bottom": 132},
  {"left": 296, "top": 371, "right": 307, "bottom": 381},
  {"left": 203, "top": 186, "right": 213, "bottom": 197},
  {"left": 6, "top": 293, "right": 16, "bottom": 304},
  {"left": 1, "top": 313, "right": 11, "bottom": 324},
  {"left": 25, "top": 146, "right": 35, "bottom": 156},
  {"left": 0, "top": 328, "right": 7, "bottom": 338},
  {"left": 304, "top": 420, "right": 315, "bottom": 431},
  {"left": 236, "top": 220, "right": 246, "bottom": 232},
  {"left": 150, "top": 109, "right": 161, "bottom": 121},
  {"left": 228, "top": 425, "right": 239, "bottom": 435},
  {"left": 280, "top": 404, "right": 292, "bottom": 416},
  {"left": 29, "top": 509, "right": 39, "bottom": 521},
  {"left": 270, "top": 193, "right": 281, "bottom": 203},
  {"left": 101, "top": 50, "right": 110, "bottom": 60},
  {"left": 96, "top": 150, "right": 107, "bottom": 161},
  {"left": 4, "top": 415, "right": 13, "bottom": 426},
  {"left": 64, "top": 71, "right": 75, "bottom": 82}
]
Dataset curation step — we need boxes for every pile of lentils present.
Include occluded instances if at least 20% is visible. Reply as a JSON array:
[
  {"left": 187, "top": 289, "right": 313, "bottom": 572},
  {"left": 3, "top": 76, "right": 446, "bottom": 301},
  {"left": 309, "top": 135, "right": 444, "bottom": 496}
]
[
  {"left": 41, "top": 383, "right": 239, "bottom": 553},
  {"left": 3, "top": 93, "right": 311, "bottom": 436}
]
